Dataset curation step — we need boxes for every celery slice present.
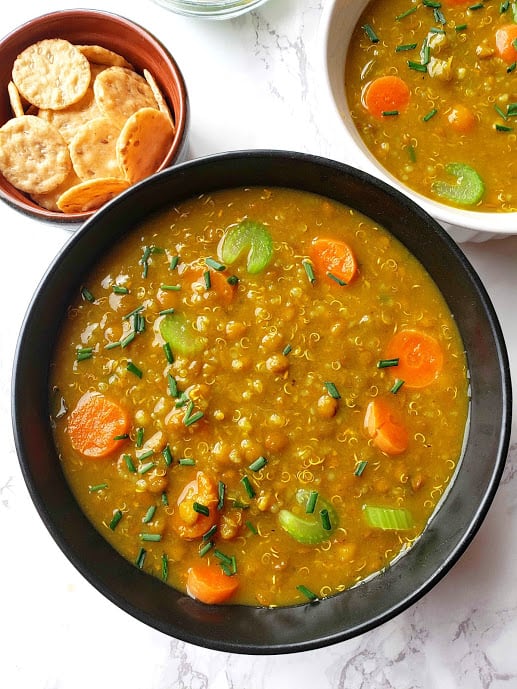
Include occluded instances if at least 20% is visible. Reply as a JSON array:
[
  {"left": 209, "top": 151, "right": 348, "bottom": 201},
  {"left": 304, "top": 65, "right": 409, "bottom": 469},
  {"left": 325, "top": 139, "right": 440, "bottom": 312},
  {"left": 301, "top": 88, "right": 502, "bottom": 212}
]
[
  {"left": 363, "top": 505, "right": 414, "bottom": 530},
  {"left": 431, "top": 162, "right": 484, "bottom": 206},
  {"left": 219, "top": 220, "right": 273, "bottom": 274},
  {"left": 159, "top": 313, "right": 206, "bottom": 356},
  {"left": 279, "top": 489, "right": 337, "bottom": 544}
]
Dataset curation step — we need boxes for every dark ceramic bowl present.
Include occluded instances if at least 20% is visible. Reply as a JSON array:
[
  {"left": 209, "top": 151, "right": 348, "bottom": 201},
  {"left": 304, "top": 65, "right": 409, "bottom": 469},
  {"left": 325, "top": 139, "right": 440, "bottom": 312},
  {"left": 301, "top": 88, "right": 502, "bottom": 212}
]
[
  {"left": 0, "top": 9, "right": 189, "bottom": 223},
  {"left": 12, "top": 151, "right": 511, "bottom": 654}
]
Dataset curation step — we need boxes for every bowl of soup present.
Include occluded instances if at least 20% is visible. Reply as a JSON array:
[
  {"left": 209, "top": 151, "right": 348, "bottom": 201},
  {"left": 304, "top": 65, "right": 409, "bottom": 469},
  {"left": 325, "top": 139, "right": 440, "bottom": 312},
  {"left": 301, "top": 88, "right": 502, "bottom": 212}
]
[
  {"left": 318, "top": 0, "right": 517, "bottom": 243},
  {"left": 0, "top": 9, "right": 189, "bottom": 223},
  {"left": 12, "top": 150, "right": 511, "bottom": 653}
]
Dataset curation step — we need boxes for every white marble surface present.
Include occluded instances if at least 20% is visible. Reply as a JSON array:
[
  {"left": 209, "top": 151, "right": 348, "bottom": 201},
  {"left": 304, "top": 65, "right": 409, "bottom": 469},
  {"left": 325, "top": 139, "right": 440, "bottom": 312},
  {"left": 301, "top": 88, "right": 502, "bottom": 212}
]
[{"left": 1, "top": 1, "right": 516, "bottom": 686}]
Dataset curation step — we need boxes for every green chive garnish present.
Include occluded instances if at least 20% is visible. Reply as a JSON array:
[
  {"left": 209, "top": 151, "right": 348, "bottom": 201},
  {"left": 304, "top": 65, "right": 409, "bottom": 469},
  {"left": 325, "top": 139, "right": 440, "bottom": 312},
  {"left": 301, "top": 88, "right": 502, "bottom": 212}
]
[
  {"left": 81, "top": 286, "right": 95, "bottom": 302},
  {"left": 500, "top": 0, "right": 509, "bottom": 11},
  {"left": 296, "top": 584, "right": 318, "bottom": 602},
  {"left": 246, "top": 520, "right": 258, "bottom": 535},
  {"left": 159, "top": 307, "right": 175, "bottom": 315},
  {"left": 183, "top": 404, "right": 204, "bottom": 427},
  {"left": 495, "top": 104, "right": 508, "bottom": 120},
  {"left": 104, "top": 341, "right": 121, "bottom": 350},
  {"left": 112, "top": 284, "right": 129, "bottom": 294},
  {"left": 507, "top": 62, "right": 516, "bottom": 74},
  {"left": 507, "top": 103, "right": 517, "bottom": 117},
  {"left": 202, "top": 524, "right": 218, "bottom": 541},
  {"left": 354, "top": 460, "right": 368, "bottom": 477},
  {"left": 391, "top": 378, "right": 405, "bottom": 394},
  {"left": 455, "top": 23, "right": 468, "bottom": 31},
  {"left": 203, "top": 270, "right": 211, "bottom": 289},
  {"left": 396, "top": 6, "right": 418, "bottom": 19},
  {"left": 138, "top": 461, "right": 156, "bottom": 474},
  {"left": 305, "top": 490, "right": 318, "bottom": 514},
  {"left": 120, "top": 331, "right": 135, "bottom": 349},
  {"left": 163, "top": 342, "right": 174, "bottom": 364},
  {"left": 408, "top": 60, "right": 428, "bottom": 72},
  {"left": 205, "top": 257, "right": 226, "bottom": 271},
  {"left": 241, "top": 475, "right": 255, "bottom": 499},
  {"left": 423, "top": 108, "right": 438, "bottom": 121},
  {"left": 324, "top": 381, "right": 341, "bottom": 399},
  {"left": 495, "top": 123, "right": 513, "bottom": 131},
  {"left": 137, "top": 449, "right": 154, "bottom": 462},
  {"left": 377, "top": 358, "right": 400, "bottom": 368},
  {"left": 161, "top": 491, "right": 169, "bottom": 506},
  {"left": 179, "top": 458, "right": 196, "bottom": 466},
  {"left": 320, "top": 508, "right": 332, "bottom": 531},
  {"left": 396, "top": 43, "right": 417, "bottom": 52},
  {"left": 124, "top": 454, "right": 136, "bottom": 472},
  {"left": 468, "top": 2, "right": 484, "bottom": 9},
  {"left": 135, "top": 547, "right": 146, "bottom": 569},
  {"left": 113, "top": 433, "right": 129, "bottom": 440},
  {"left": 302, "top": 259, "right": 316, "bottom": 284},
  {"left": 160, "top": 283, "right": 181, "bottom": 291},
  {"left": 423, "top": 0, "right": 441, "bottom": 7},
  {"left": 167, "top": 374, "right": 179, "bottom": 398},
  {"left": 248, "top": 456, "right": 268, "bottom": 472},
  {"left": 193, "top": 502, "right": 210, "bottom": 517},
  {"left": 434, "top": 7, "right": 446, "bottom": 23},
  {"left": 381, "top": 110, "right": 400, "bottom": 117},
  {"left": 76, "top": 347, "right": 93, "bottom": 361},
  {"left": 169, "top": 255, "right": 180, "bottom": 271},
  {"left": 327, "top": 271, "right": 348, "bottom": 284},
  {"left": 162, "top": 444, "right": 173, "bottom": 466},
  {"left": 217, "top": 481, "right": 226, "bottom": 510},
  {"left": 362, "top": 23, "right": 379, "bottom": 42},
  {"left": 135, "top": 427, "right": 144, "bottom": 448},
  {"left": 143, "top": 505, "right": 156, "bottom": 523},
  {"left": 161, "top": 553, "right": 169, "bottom": 581},
  {"left": 89, "top": 482, "right": 108, "bottom": 492},
  {"left": 127, "top": 361, "right": 143, "bottom": 378},
  {"left": 199, "top": 541, "right": 213, "bottom": 557},
  {"left": 123, "top": 305, "right": 144, "bottom": 321},
  {"left": 140, "top": 532, "right": 161, "bottom": 542},
  {"left": 109, "top": 509, "right": 123, "bottom": 530},
  {"left": 407, "top": 144, "right": 417, "bottom": 162},
  {"left": 227, "top": 275, "right": 239, "bottom": 286},
  {"left": 282, "top": 343, "right": 292, "bottom": 356}
]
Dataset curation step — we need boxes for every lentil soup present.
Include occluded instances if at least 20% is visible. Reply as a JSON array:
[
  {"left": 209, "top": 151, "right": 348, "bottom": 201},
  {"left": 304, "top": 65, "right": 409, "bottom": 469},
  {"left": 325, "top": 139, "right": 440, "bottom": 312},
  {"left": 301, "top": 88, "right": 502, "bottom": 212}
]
[
  {"left": 345, "top": 0, "right": 517, "bottom": 212},
  {"left": 50, "top": 187, "right": 469, "bottom": 607}
]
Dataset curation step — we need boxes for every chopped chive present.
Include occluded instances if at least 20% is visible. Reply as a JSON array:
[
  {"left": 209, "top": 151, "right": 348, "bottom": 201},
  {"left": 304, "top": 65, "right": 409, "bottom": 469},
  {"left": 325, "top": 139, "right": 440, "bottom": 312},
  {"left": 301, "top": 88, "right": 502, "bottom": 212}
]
[
  {"left": 381, "top": 110, "right": 400, "bottom": 117},
  {"left": 193, "top": 502, "right": 210, "bottom": 517},
  {"left": 423, "top": 108, "right": 438, "bottom": 121},
  {"left": 134, "top": 312, "right": 145, "bottom": 334},
  {"left": 124, "top": 454, "right": 136, "bottom": 472},
  {"left": 138, "top": 461, "right": 156, "bottom": 474},
  {"left": 135, "top": 427, "right": 144, "bottom": 448},
  {"left": 407, "top": 144, "right": 417, "bottom": 162},
  {"left": 248, "top": 456, "right": 268, "bottom": 472},
  {"left": 140, "top": 532, "right": 162, "bottom": 542},
  {"left": 160, "top": 283, "right": 181, "bottom": 291},
  {"left": 324, "top": 381, "right": 341, "bottom": 399},
  {"left": 163, "top": 342, "right": 174, "bottom": 365},
  {"left": 305, "top": 490, "right": 319, "bottom": 514},
  {"left": 282, "top": 343, "right": 292, "bottom": 356},
  {"left": 122, "top": 305, "right": 144, "bottom": 321},
  {"left": 302, "top": 258, "right": 316, "bottom": 284},
  {"left": 161, "top": 491, "right": 169, "bottom": 506},
  {"left": 120, "top": 331, "right": 135, "bottom": 348},
  {"left": 161, "top": 553, "right": 169, "bottom": 581},
  {"left": 495, "top": 104, "right": 508, "bottom": 120},
  {"left": 167, "top": 373, "right": 179, "bottom": 398},
  {"left": 214, "top": 549, "right": 233, "bottom": 566},
  {"left": 135, "top": 547, "right": 146, "bottom": 569},
  {"left": 362, "top": 23, "right": 379, "bottom": 42},
  {"left": 179, "top": 457, "right": 196, "bottom": 466},
  {"left": 320, "top": 508, "right": 332, "bottom": 531},
  {"left": 429, "top": 27, "right": 446, "bottom": 33},
  {"left": 468, "top": 2, "right": 484, "bottom": 9},
  {"left": 327, "top": 271, "right": 348, "bottom": 284},
  {"left": 396, "top": 42, "right": 418, "bottom": 51},
  {"left": 408, "top": 60, "right": 428, "bottom": 72},
  {"left": 354, "top": 460, "right": 368, "bottom": 477},
  {"left": 434, "top": 7, "right": 446, "bottom": 23},
  {"left": 127, "top": 361, "right": 143, "bottom": 378},
  {"left": 202, "top": 524, "right": 218, "bottom": 541},
  {"left": 159, "top": 307, "right": 175, "bottom": 315},
  {"left": 507, "top": 103, "right": 517, "bottom": 117},
  {"left": 105, "top": 341, "right": 121, "bottom": 350},
  {"left": 203, "top": 270, "right": 211, "bottom": 289},
  {"left": 423, "top": 0, "right": 441, "bottom": 7},
  {"left": 296, "top": 584, "right": 318, "bottom": 602},
  {"left": 507, "top": 62, "right": 516, "bottom": 74},
  {"left": 217, "top": 481, "right": 226, "bottom": 510},
  {"left": 396, "top": 6, "right": 418, "bottom": 19},
  {"left": 221, "top": 556, "right": 237, "bottom": 577},
  {"left": 137, "top": 449, "right": 154, "bottom": 462},
  {"left": 175, "top": 392, "right": 189, "bottom": 408},
  {"left": 169, "top": 255, "right": 180, "bottom": 271},
  {"left": 241, "top": 475, "right": 256, "bottom": 499},
  {"left": 162, "top": 444, "right": 173, "bottom": 466},
  {"left": 377, "top": 357, "right": 400, "bottom": 368},
  {"left": 246, "top": 520, "right": 258, "bottom": 535},
  {"left": 500, "top": 0, "right": 509, "bottom": 11},
  {"left": 495, "top": 123, "right": 513, "bottom": 131},
  {"left": 455, "top": 23, "right": 468, "bottom": 30},
  {"left": 143, "top": 505, "right": 156, "bottom": 523},
  {"left": 205, "top": 257, "right": 226, "bottom": 271},
  {"left": 76, "top": 347, "right": 93, "bottom": 361},
  {"left": 199, "top": 541, "right": 213, "bottom": 557},
  {"left": 89, "top": 482, "right": 108, "bottom": 492},
  {"left": 113, "top": 433, "right": 129, "bottom": 440},
  {"left": 109, "top": 509, "right": 123, "bottom": 530},
  {"left": 227, "top": 275, "right": 239, "bottom": 286},
  {"left": 112, "top": 284, "right": 129, "bottom": 294},
  {"left": 391, "top": 378, "right": 405, "bottom": 394},
  {"left": 183, "top": 408, "right": 204, "bottom": 427},
  {"left": 420, "top": 38, "right": 430, "bottom": 65},
  {"left": 81, "top": 286, "right": 95, "bottom": 302},
  {"left": 231, "top": 499, "right": 250, "bottom": 509}
]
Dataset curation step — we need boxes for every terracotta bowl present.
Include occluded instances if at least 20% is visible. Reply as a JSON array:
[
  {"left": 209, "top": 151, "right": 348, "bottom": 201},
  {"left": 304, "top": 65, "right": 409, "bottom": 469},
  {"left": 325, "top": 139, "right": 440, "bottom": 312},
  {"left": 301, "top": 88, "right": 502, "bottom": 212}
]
[
  {"left": 0, "top": 9, "right": 189, "bottom": 223},
  {"left": 12, "top": 151, "right": 511, "bottom": 653}
]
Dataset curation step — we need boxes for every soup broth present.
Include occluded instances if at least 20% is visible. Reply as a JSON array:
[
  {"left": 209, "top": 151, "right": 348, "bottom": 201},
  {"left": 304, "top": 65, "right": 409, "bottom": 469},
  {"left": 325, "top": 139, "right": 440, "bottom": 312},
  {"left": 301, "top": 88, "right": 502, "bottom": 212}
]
[
  {"left": 50, "top": 187, "right": 469, "bottom": 607},
  {"left": 345, "top": 0, "right": 517, "bottom": 212}
]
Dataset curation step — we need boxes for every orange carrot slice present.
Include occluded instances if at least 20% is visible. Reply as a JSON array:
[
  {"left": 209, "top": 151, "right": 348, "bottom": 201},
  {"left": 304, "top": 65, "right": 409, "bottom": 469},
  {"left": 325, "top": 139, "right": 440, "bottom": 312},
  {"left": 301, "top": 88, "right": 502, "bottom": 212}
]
[
  {"left": 187, "top": 565, "right": 239, "bottom": 604},
  {"left": 363, "top": 75, "right": 410, "bottom": 119},
  {"left": 67, "top": 391, "right": 130, "bottom": 458},
  {"left": 309, "top": 238, "right": 358, "bottom": 285},
  {"left": 172, "top": 471, "right": 219, "bottom": 540},
  {"left": 384, "top": 329, "right": 444, "bottom": 389},
  {"left": 495, "top": 25, "right": 517, "bottom": 64},
  {"left": 364, "top": 397, "right": 409, "bottom": 455}
]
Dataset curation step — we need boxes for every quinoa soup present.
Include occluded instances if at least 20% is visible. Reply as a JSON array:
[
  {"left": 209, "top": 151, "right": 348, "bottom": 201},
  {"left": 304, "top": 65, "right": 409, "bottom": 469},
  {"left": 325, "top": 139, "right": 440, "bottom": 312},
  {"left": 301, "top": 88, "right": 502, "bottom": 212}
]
[
  {"left": 345, "top": 0, "right": 517, "bottom": 212},
  {"left": 50, "top": 187, "right": 469, "bottom": 607}
]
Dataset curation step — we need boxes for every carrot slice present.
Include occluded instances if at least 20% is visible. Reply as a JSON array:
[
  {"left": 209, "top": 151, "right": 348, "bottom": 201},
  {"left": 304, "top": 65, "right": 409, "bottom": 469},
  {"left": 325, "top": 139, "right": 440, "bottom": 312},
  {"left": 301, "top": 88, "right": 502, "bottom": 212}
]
[
  {"left": 385, "top": 329, "right": 444, "bottom": 388},
  {"left": 171, "top": 471, "right": 219, "bottom": 539},
  {"left": 187, "top": 565, "right": 239, "bottom": 604},
  {"left": 309, "top": 238, "right": 358, "bottom": 285},
  {"left": 495, "top": 24, "right": 517, "bottom": 64},
  {"left": 67, "top": 391, "right": 130, "bottom": 458},
  {"left": 364, "top": 397, "right": 409, "bottom": 455},
  {"left": 363, "top": 75, "right": 410, "bottom": 119}
]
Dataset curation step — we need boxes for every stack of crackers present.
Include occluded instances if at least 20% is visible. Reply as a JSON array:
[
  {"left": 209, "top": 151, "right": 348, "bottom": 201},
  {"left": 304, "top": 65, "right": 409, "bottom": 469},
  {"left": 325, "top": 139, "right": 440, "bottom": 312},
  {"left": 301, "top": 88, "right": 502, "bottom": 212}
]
[{"left": 0, "top": 38, "right": 176, "bottom": 214}]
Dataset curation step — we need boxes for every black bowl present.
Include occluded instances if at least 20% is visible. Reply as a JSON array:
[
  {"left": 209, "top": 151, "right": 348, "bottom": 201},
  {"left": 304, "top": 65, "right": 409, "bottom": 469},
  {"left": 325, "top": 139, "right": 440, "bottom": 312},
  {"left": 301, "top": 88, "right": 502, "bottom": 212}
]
[{"left": 12, "top": 151, "right": 511, "bottom": 654}]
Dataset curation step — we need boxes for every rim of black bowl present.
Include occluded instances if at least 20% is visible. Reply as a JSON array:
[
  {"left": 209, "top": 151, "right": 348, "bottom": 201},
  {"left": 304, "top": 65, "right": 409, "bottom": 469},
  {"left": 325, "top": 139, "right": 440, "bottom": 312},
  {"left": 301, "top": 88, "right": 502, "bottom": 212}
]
[{"left": 11, "top": 150, "right": 512, "bottom": 654}]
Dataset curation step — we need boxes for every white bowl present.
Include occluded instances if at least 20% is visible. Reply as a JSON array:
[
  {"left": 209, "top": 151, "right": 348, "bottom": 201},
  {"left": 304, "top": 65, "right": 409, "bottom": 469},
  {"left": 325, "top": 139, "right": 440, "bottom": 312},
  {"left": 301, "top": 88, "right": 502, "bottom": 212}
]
[{"left": 318, "top": 0, "right": 517, "bottom": 243}]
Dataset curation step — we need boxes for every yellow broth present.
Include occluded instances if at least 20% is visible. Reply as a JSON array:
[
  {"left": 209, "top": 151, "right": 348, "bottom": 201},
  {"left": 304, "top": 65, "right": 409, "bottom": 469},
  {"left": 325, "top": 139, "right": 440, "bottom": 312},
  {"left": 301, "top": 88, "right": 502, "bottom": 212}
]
[
  {"left": 345, "top": 0, "right": 517, "bottom": 212},
  {"left": 50, "top": 187, "right": 469, "bottom": 607}
]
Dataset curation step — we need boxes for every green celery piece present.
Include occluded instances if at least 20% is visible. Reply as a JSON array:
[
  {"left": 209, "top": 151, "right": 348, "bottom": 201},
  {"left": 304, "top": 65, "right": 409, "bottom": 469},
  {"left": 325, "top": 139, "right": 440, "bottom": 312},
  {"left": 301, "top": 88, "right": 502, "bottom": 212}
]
[
  {"left": 219, "top": 220, "right": 273, "bottom": 274},
  {"left": 159, "top": 313, "right": 206, "bottom": 356},
  {"left": 431, "top": 163, "right": 485, "bottom": 206},
  {"left": 279, "top": 489, "right": 337, "bottom": 544},
  {"left": 363, "top": 505, "right": 414, "bottom": 530}
]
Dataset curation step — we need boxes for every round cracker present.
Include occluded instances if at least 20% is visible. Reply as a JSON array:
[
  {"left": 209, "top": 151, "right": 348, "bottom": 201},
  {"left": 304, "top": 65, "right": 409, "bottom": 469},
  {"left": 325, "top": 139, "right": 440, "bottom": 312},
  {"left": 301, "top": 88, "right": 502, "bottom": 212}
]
[
  {"left": 38, "top": 85, "right": 102, "bottom": 144},
  {"left": 0, "top": 115, "right": 72, "bottom": 194},
  {"left": 143, "top": 69, "right": 174, "bottom": 129},
  {"left": 56, "top": 177, "right": 130, "bottom": 213},
  {"left": 93, "top": 67, "right": 157, "bottom": 127},
  {"left": 30, "top": 169, "right": 82, "bottom": 212},
  {"left": 76, "top": 44, "right": 134, "bottom": 70},
  {"left": 69, "top": 117, "right": 123, "bottom": 180},
  {"left": 8, "top": 81, "right": 25, "bottom": 117},
  {"left": 12, "top": 39, "right": 91, "bottom": 110},
  {"left": 116, "top": 107, "right": 174, "bottom": 184}
]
